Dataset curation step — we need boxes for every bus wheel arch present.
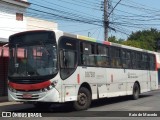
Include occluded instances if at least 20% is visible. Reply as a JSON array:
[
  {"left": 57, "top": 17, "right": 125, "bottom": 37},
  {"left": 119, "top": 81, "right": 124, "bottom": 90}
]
[
  {"left": 80, "top": 82, "right": 92, "bottom": 95},
  {"left": 73, "top": 83, "right": 92, "bottom": 111},
  {"left": 132, "top": 81, "right": 141, "bottom": 100}
]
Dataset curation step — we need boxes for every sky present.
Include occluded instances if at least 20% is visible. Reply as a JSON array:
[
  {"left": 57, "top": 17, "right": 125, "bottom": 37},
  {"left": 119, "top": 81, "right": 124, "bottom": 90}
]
[{"left": 27, "top": 0, "right": 160, "bottom": 41}]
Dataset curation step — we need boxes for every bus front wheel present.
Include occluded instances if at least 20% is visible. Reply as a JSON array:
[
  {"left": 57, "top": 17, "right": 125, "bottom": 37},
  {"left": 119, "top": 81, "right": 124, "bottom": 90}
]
[
  {"left": 73, "top": 87, "right": 91, "bottom": 111},
  {"left": 132, "top": 83, "right": 140, "bottom": 100}
]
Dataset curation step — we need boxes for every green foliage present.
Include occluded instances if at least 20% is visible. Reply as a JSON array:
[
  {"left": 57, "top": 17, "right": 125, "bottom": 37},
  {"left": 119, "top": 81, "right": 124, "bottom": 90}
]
[
  {"left": 109, "top": 28, "right": 160, "bottom": 51},
  {"left": 108, "top": 36, "right": 124, "bottom": 44},
  {"left": 127, "top": 28, "right": 160, "bottom": 51},
  {"left": 121, "top": 40, "right": 141, "bottom": 48},
  {"left": 108, "top": 36, "right": 117, "bottom": 42}
]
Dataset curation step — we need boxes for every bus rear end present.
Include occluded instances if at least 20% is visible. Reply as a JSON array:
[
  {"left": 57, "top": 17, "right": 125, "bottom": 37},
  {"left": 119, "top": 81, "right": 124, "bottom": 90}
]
[{"left": 8, "top": 31, "right": 60, "bottom": 104}]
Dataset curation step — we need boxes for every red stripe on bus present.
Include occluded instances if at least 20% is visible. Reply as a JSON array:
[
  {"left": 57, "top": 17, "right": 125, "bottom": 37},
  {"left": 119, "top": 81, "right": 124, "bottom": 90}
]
[
  {"left": 157, "top": 63, "right": 160, "bottom": 68},
  {"left": 103, "top": 41, "right": 111, "bottom": 45},
  {"left": 9, "top": 81, "right": 51, "bottom": 91},
  {"left": 155, "top": 54, "right": 158, "bottom": 71},
  {"left": 77, "top": 74, "right": 80, "bottom": 84}
]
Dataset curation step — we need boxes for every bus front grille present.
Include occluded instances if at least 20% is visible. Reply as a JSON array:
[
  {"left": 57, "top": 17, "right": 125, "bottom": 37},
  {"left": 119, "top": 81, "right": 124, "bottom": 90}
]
[{"left": 16, "top": 94, "right": 39, "bottom": 100}]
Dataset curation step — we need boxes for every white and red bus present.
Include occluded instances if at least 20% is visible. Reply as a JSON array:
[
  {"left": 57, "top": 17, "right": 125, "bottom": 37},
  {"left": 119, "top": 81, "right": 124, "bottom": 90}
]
[{"left": 8, "top": 30, "right": 159, "bottom": 110}]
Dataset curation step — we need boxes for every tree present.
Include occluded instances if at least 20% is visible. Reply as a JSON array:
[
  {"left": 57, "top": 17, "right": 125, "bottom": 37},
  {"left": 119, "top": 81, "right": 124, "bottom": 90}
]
[
  {"left": 121, "top": 40, "right": 141, "bottom": 48},
  {"left": 127, "top": 28, "right": 160, "bottom": 51},
  {"left": 108, "top": 36, "right": 124, "bottom": 44},
  {"left": 108, "top": 36, "right": 117, "bottom": 42},
  {"left": 108, "top": 28, "right": 160, "bottom": 51}
]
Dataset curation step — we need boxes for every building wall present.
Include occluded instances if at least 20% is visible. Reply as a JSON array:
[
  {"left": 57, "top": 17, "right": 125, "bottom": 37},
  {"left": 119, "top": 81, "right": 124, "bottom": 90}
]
[
  {"left": 0, "top": 0, "right": 28, "bottom": 42},
  {"left": 0, "top": 0, "right": 29, "bottom": 97},
  {"left": 0, "top": 0, "right": 58, "bottom": 97},
  {"left": 26, "top": 17, "right": 58, "bottom": 31},
  {"left": 0, "top": 0, "right": 58, "bottom": 43}
]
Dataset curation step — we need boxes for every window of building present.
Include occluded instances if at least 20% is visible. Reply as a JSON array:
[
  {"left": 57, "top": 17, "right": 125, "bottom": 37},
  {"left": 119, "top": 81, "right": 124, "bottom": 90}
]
[{"left": 16, "top": 13, "right": 23, "bottom": 21}]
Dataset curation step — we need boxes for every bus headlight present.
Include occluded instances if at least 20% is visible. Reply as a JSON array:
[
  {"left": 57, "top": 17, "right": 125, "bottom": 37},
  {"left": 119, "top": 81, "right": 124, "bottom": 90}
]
[
  {"left": 40, "top": 80, "right": 58, "bottom": 92},
  {"left": 51, "top": 80, "right": 58, "bottom": 87},
  {"left": 8, "top": 86, "right": 17, "bottom": 93}
]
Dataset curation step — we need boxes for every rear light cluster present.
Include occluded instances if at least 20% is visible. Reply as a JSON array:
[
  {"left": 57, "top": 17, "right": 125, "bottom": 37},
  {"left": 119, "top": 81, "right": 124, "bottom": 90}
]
[{"left": 40, "top": 80, "right": 58, "bottom": 92}]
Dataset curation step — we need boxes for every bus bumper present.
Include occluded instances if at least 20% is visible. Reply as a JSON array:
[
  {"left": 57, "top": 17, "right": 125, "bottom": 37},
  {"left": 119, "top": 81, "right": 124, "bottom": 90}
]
[{"left": 8, "top": 88, "right": 60, "bottom": 102}]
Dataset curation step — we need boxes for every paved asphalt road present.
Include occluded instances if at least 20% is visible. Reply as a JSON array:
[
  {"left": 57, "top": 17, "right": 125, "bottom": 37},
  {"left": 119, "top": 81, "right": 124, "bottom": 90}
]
[{"left": 0, "top": 89, "right": 160, "bottom": 120}]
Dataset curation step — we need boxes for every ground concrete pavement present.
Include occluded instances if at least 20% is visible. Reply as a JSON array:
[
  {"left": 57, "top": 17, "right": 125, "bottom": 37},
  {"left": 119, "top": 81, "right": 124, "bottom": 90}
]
[
  {"left": 0, "top": 96, "right": 7, "bottom": 103},
  {"left": 0, "top": 86, "right": 159, "bottom": 119}
]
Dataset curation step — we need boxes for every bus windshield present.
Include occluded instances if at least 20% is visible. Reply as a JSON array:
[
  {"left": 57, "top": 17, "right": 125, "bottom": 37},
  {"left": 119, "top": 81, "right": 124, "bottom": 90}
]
[{"left": 8, "top": 31, "right": 58, "bottom": 81}]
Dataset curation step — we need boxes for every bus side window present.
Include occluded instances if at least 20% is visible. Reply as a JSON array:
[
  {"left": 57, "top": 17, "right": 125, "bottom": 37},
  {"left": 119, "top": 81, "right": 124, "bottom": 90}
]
[
  {"left": 80, "top": 42, "right": 96, "bottom": 66},
  {"left": 132, "top": 52, "right": 137, "bottom": 69},
  {"left": 121, "top": 49, "right": 132, "bottom": 69},
  {"left": 126, "top": 51, "right": 131, "bottom": 69},
  {"left": 60, "top": 50, "right": 77, "bottom": 79},
  {"left": 121, "top": 49, "right": 127, "bottom": 68},
  {"left": 111, "top": 47, "right": 122, "bottom": 68},
  {"left": 136, "top": 53, "right": 141, "bottom": 69},
  {"left": 97, "top": 45, "right": 109, "bottom": 67},
  {"left": 142, "top": 54, "right": 149, "bottom": 70},
  {"left": 149, "top": 55, "right": 156, "bottom": 70},
  {"left": 59, "top": 37, "right": 78, "bottom": 80}
]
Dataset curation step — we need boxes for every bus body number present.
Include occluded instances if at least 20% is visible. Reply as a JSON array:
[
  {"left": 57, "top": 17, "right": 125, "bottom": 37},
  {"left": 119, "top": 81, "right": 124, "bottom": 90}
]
[{"left": 85, "top": 72, "right": 95, "bottom": 78}]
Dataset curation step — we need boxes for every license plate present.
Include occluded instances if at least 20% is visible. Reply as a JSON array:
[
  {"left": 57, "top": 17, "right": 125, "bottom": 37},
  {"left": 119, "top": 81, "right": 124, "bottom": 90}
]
[{"left": 23, "top": 94, "right": 32, "bottom": 98}]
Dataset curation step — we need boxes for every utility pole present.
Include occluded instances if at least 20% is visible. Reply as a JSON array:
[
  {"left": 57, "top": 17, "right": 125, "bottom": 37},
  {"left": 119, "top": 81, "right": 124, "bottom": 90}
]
[
  {"left": 103, "top": 0, "right": 122, "bottom": 41},
  {"left": 104, "top": 0, "right": 109, "bottom": 41}
]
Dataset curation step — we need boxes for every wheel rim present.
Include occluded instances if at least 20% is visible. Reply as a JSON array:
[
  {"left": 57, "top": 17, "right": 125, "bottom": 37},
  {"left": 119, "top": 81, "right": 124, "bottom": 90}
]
[{"left": 78, "top": 93, "right": 87, "bottom": 106}]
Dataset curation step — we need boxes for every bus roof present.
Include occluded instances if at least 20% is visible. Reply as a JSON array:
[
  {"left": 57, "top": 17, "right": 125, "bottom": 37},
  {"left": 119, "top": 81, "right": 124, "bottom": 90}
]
[
  {"left": 60, "top": 30, "right": 157, "bottom": 55},
  {"left": 9, "top": 30, "right": 159, "bottom": 55}
]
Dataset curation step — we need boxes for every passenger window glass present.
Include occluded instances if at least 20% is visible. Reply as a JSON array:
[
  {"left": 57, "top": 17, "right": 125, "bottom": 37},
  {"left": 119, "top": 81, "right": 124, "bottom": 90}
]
[
  {"left": 60, "top": 50, "right": 77, "bottom": 79},
  {"left": 141, "top": 54, "right": 149, "bottom": 70},
  {"left": 136, "top": 53, "right": 141, "bottom": 69},
  {"left": 80, "top": 42, "right": 96, "bottom": 66},
  {"left": 149, "top": 55, "right": 155, "bottom": 70},
  {"left": 60, "top": 50, "right": 76, "bottom": 68},
  {"left": 111, "top": 48, "right": 122, "bottom": 68},
  {"left": 97, "top": 45, "right": 110, "bottom": 67},
  {"left": 122, "top": 50, "right": 127, "bottom": 68},
  {"left": 126, "top": 51, "right": 131, "bottom": 69},
  {"left": 132, "top": 52, "right": 137, "bottom": 69},
  {"left": 59, "top": 37, "right": 78, "bottom": 80}
]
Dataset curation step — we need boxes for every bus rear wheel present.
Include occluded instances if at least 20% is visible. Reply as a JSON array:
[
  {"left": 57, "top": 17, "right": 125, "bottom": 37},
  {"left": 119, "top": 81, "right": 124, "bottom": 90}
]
[
  {"left": 73, "top": 87, "right": 91, "bottom": 111},
  {"left": 132, "top": 83, "right": 140, "bottom": 100}
]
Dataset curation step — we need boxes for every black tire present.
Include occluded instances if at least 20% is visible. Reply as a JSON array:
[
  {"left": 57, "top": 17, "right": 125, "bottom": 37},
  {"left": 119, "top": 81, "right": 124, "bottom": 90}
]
[
  {"left": 33, "top": 102, "right": 52, "bottom": 109},
  {"left": 73, "top": 87, "right": 91, "bottom": 111},
  {"left": 132, "top": 83, "right": 140, "bottom": 100}
]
